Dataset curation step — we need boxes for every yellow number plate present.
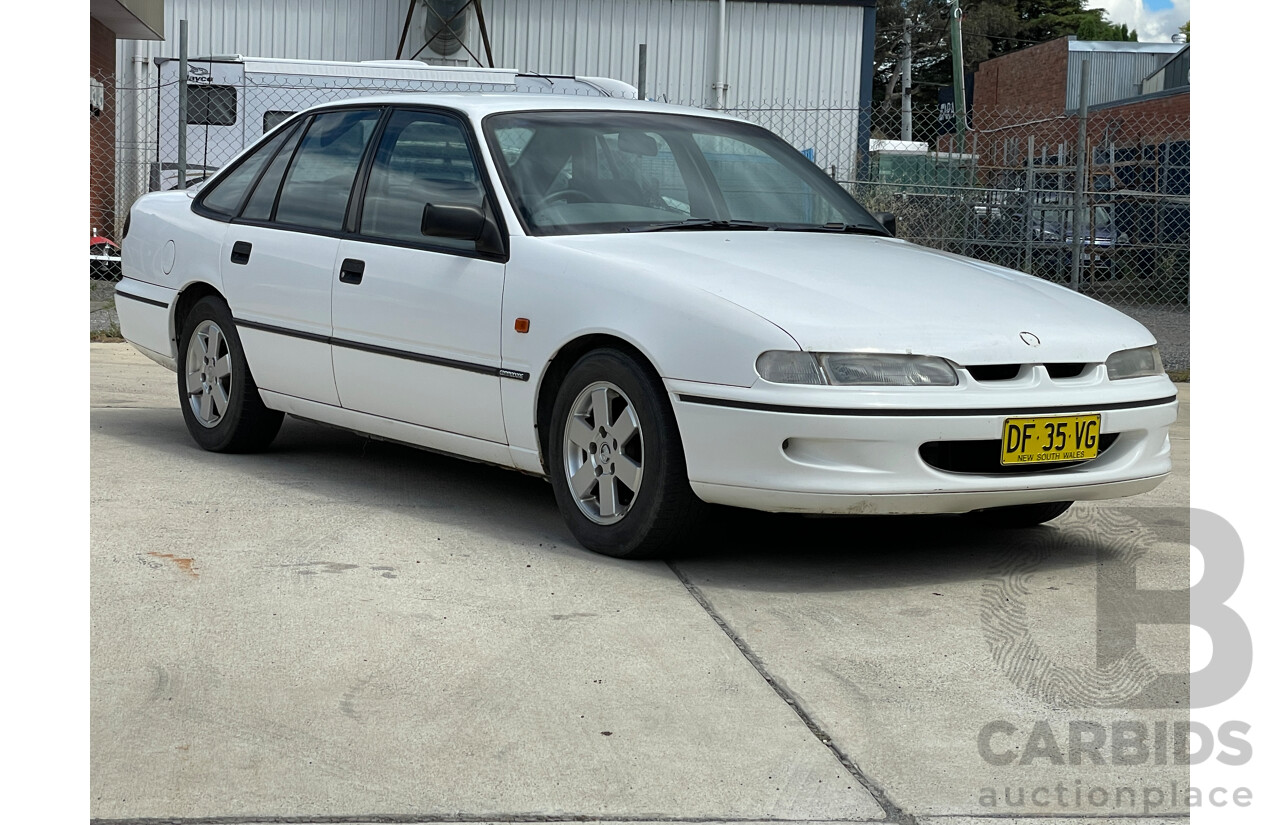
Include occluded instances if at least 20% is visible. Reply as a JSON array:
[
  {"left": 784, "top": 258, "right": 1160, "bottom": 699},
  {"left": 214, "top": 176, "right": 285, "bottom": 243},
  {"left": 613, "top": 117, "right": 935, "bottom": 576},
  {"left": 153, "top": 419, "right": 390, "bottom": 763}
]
[{"left": 1001, "top": 414, "right": 1102, "bottom": 466}]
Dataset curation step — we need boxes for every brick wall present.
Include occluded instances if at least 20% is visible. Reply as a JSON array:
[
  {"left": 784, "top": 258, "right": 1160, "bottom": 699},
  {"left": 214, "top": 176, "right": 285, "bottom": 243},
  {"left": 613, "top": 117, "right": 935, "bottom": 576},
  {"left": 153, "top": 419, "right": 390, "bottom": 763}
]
[
  {"left": 1092, "top": 92, "right": 1190, "bottom": 142},
  {"left": 952, "top": 91, "right": 1191, "bottom": 178},
  {"left": 90, "top": 16, "right": 116, "bottom": 240},
  {"left": 941, "top": 36, "right": 1189, "bottom": 185},
  {"left": 972, "top": 37, "right": 1071, "bottom": 117}
]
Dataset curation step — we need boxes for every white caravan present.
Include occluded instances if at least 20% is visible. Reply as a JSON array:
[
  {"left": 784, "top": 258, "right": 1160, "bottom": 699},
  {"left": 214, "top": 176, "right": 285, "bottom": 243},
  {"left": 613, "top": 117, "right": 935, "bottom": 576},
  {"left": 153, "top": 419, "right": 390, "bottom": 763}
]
[{"left": 151, "top": 56, "right": 636, "bottom": 190}]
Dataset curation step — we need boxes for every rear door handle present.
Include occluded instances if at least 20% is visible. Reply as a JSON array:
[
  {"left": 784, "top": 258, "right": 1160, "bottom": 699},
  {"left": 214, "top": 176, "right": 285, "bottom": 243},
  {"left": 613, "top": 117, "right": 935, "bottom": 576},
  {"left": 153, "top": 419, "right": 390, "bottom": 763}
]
[
  {"left": 339, "top": 258, "right": 365, "bottom": 285},
  {"left": 230, "top": 241, "right": 252, "bottom": 265}
]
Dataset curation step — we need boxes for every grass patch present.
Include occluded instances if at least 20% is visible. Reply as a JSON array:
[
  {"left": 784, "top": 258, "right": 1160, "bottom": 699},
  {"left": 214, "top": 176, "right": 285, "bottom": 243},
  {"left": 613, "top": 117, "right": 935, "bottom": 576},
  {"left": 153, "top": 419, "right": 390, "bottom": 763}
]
[
  {"left": 1167, "top": 369, "right": 1190, "bottom": 382},
  {"left": 90, "top": 291, "right": 122, "bottom": 341},
  {"left": 91, "top": 322, "right": 124, "bottom": 343}
]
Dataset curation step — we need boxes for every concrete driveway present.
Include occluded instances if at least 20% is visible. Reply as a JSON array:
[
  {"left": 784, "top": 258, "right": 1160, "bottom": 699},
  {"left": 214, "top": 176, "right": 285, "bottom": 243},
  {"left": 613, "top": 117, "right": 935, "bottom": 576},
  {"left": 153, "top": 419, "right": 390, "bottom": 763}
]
[{"left": 91, "top": 343, "right": 1191, "bottom": 825}]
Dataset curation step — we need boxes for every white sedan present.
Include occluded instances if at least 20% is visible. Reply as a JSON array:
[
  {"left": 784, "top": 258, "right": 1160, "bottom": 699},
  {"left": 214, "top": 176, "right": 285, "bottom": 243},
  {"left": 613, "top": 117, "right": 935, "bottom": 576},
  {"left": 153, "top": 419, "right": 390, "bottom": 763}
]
[{"left": 116, "top": 94, "right": 1177, "bottom": 558}]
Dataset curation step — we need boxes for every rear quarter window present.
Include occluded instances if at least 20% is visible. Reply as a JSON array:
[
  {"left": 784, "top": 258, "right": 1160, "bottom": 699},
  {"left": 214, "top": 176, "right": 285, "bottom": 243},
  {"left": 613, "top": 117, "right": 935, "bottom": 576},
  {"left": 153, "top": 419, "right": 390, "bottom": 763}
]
[{"left": 197, "top": 124, "right": 296, "bottom": 217}]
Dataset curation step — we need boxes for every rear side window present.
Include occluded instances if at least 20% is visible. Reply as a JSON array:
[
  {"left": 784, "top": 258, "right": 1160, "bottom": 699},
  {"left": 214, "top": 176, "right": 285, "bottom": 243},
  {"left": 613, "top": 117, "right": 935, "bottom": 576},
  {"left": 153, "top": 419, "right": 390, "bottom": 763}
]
[
  {"left": 240, "top": 122, "right": 303, "bottom": 222},
  {"left": 187, "top": 84, "right": 237, "bottom": 126},
  {"left": 198, "top": 125, "right": 296, "bottom": 217},
  {"left": 274, "top": 109, "right": 382, "bottom": 232}
]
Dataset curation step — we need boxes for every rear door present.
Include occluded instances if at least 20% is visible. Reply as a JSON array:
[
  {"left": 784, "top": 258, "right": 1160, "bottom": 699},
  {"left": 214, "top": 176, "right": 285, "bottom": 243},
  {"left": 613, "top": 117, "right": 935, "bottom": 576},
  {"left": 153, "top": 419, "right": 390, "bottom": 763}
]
[{"left": 215, "top": 107, "right": 383, "bottom": 406}]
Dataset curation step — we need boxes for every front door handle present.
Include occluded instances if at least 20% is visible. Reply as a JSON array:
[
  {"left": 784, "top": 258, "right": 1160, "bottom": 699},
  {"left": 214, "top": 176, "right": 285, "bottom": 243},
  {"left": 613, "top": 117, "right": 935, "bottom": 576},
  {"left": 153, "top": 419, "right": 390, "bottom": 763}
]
[
  {"left": 339, "top": 258, "right": 365, "bottom": 285},
  {"left": 230, "top": 241, "right": 252, "bottom": 265}
]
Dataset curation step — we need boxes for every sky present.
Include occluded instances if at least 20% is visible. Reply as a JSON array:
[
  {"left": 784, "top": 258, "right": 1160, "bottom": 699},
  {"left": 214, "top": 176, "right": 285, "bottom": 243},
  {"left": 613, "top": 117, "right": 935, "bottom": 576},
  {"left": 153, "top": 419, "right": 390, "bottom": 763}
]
[{"left": 1084, "top": 0, "right": 1190, "bottom": 42}]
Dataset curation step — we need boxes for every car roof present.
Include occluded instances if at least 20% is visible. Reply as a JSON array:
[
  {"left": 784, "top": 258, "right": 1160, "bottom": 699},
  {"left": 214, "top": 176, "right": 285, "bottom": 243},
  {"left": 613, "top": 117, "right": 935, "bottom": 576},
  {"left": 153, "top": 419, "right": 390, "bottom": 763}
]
[{"left": 303, "top": 92, "right": 744, "bottom": 123}]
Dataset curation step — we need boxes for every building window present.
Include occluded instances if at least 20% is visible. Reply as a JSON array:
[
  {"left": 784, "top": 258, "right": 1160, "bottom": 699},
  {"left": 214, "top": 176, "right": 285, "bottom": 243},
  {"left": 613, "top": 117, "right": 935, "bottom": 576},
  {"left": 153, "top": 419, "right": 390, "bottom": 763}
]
[{"left": 187, "top": 84, "right": 237, "bottom": 126}]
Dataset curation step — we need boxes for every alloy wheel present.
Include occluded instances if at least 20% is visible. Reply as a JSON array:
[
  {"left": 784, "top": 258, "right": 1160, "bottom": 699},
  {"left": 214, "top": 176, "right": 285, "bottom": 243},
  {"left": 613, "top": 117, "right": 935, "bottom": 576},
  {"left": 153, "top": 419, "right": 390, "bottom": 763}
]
[
  {"left": 184, "top": 319, "right": 233, "bottom": 428},
  {"left": 562, "top": 381, "right": 644, "bottom": 525}
]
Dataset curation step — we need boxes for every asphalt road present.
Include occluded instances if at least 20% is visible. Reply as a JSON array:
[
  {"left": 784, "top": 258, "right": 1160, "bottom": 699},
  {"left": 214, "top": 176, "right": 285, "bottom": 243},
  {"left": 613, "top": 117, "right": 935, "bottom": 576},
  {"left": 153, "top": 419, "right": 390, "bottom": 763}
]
[{"left": 91, "top": 343, "right": 1192, "bottom": 825}]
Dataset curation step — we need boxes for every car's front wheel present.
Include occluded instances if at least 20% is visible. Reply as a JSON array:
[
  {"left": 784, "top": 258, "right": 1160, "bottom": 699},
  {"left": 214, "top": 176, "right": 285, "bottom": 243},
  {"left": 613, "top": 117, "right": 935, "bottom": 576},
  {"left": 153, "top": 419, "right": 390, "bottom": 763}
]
[
  {"left": 548, "top": 349, "right": 702, "bottom": 558},
  {"left": 177, "top": 296, "right": 283, "bottom": 453}
]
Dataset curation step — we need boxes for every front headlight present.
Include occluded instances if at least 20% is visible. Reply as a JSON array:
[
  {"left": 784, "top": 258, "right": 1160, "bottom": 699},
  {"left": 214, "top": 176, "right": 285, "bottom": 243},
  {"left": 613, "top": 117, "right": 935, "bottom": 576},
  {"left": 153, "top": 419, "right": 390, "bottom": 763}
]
[
  {"left": 755, "top": 351, "right": 826, "bottom": 385},
  {"left": 756, "top": 351, "right": 958, "bottom": 386},
  {"left": 1106, "top": 346, "right": 1164, "bottom": 380}
]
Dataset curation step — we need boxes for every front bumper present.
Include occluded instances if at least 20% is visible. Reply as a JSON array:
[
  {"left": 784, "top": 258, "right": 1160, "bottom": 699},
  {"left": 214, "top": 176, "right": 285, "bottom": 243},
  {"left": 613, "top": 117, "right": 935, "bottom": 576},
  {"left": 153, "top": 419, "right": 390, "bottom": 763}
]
[{"left": 668, "top": 372, "right": 1176, "bottom": 515}]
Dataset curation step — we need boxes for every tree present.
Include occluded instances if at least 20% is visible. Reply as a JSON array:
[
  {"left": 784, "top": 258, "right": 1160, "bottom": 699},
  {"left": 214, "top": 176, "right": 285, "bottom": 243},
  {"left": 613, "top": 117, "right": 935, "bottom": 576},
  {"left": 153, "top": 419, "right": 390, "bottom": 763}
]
[
  {"left": 872, "top": 0, "right": 1019, "bottom": 111},
  {"left": 1075, "top": 13, "right": 1138, "bottom": 41},
  {"left": 871, "top": 0, "right": 1138, "bottom": 137},
  {"left": 872, "top": 0, "right": 948, "bottom": 111},
  {"left": 1179, "top": 20, "right": 1190, "bottom": 42}
]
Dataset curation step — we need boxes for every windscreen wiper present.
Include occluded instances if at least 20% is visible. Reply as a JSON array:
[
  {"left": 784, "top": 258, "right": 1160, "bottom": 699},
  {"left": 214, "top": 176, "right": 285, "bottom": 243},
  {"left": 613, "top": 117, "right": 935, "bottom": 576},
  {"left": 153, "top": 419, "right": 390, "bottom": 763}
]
[
  {"left": 778, "top": 222, "right": 889, "bottom": 236},
  {"left": 624, "top": 219, "right": 774, "bottom": 233}
]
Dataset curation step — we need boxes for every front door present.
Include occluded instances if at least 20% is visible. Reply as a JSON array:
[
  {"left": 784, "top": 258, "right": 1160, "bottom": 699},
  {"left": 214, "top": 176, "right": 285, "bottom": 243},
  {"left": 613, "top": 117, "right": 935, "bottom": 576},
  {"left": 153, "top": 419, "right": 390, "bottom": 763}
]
[{"left": 330, "top": 108, "right": 507, "bottom": 444}]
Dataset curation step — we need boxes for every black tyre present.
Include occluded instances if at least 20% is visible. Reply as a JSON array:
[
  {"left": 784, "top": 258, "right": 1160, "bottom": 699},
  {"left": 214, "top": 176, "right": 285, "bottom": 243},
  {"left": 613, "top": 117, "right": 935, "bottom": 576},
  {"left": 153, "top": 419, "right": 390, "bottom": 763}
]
[
  {"left": 548, "top": 349, "right": 703, "bottom": 558},
  {"left": 966, "top": 500, "right": 1073, "bottom": 528},
  {"left": 177, "top": 296, "right": 283, "bottom": 453}
]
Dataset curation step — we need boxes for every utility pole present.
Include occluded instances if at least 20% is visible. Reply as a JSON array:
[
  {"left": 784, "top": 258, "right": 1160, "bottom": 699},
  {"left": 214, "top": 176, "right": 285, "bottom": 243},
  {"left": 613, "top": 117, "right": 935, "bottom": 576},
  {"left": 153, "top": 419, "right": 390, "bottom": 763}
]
[
  {"left": 177, "top": 19, "right": 188, "bottom": 190},
  {"left": 1069, "top": 60, "right": 1091, "bottom": 292},
  {"left": 948, "top": 0, "right": 966, "bottom": 155},
  {"left": 900, "top": 12, "right": 912, "bottom": 141}
]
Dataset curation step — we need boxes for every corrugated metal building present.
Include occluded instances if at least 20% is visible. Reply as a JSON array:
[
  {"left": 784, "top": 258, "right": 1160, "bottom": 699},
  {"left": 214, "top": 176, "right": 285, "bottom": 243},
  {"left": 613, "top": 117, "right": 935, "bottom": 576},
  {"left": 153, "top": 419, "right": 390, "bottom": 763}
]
[
  {"left": 483, "top": 0, "right": 873, "bottom": 108},
  {"left": 117, "top": 0, "right": 876, "bottom": 110},
  {"left": 108, "top": 0, "right": 877, "bottom": 230},
  {"left": 972, "top": 36, "right": 1189, "bottom": 116},
  {"left": 1141, "top": 46, "right": 1190, "bottom": 96},
  {"left": 1064, "top": 39, "right": 1185, "bottom": 110}
]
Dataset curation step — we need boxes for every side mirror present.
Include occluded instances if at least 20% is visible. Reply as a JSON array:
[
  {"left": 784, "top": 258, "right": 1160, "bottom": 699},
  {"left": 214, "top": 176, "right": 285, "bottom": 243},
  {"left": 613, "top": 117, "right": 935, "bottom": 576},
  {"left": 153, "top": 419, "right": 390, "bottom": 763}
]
[
  {"left": 873, "top": 212, "right": 897, "bottom": 237},
  {"left": 422, "top": 203, "right": 505, "bottom": 257}
]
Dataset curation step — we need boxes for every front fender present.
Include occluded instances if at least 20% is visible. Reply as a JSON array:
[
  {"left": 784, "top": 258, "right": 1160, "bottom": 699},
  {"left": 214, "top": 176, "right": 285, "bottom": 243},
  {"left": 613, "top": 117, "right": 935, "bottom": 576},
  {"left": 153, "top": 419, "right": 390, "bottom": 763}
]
[{"left": 498, "top": 236, "right": 800, "bottom": 467}]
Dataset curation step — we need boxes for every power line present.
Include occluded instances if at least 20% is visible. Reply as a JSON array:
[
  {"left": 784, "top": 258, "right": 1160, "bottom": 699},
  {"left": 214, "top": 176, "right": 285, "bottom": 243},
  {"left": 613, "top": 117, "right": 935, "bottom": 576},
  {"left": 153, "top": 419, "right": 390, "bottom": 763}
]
[{"left": 967, "top": 31, "right": 1062, "bottom": 47}]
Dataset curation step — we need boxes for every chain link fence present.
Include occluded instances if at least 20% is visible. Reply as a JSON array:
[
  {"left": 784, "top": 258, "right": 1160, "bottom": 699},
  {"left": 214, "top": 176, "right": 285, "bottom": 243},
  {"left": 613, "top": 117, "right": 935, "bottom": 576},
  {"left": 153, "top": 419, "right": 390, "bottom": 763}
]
[
  {"left": 720, "top": 100, "right": 1189, "bottom": 301},
  {"left": 717, "top": 98, "right": 1189, "bottom": 370},
  {"left": 89, "top": 66, "right": 1189, "bottom": 368}
]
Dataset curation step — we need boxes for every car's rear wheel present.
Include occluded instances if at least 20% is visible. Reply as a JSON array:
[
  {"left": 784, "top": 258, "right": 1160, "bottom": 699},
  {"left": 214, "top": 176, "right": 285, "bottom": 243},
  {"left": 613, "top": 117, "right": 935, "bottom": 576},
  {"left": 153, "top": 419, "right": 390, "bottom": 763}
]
[
  {"left": 177, "top": 296, "right": 283, "bottom": 453},
  {"left": 549, "top": 349, "right": 702, "bottom": 558},
  {"left": 966, "top": 500, "right": 1073, "bottom": 528}
]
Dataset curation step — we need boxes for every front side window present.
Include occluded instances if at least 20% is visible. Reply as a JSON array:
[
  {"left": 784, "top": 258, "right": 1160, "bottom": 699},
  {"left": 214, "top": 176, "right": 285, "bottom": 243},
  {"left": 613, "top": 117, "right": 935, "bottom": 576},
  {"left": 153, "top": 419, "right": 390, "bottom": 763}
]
[
  {"left": 484, "top": 111, "right": 883, "bottom": 236},
  {"left": 358, "top": 109, "right": 487, "bottom": 249},
  {"left": 274, "top": 109, "right": 382, "bottom": 232}
]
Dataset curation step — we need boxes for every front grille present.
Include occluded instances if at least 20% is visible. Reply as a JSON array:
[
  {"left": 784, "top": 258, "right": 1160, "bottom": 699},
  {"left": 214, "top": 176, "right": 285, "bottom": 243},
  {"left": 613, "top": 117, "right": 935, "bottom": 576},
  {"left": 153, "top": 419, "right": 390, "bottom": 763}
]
[
  {"left": 920, "top": 433, "right": 1119, "bottom": 474},
  {"left": 965, "top": 363, "right": 1090, "bottom": 382},
  {"left": 1046, "top": 362, "right": 1087, "bottom": 379},
  {"left": 967, "top": 364, "right": 1020, "bottom": 381}
]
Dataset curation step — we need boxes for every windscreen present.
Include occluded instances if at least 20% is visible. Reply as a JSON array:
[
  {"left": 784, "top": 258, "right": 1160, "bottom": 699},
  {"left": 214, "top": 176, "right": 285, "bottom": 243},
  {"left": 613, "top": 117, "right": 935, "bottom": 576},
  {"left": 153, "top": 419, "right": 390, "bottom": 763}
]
[{"left": 484, "top": 110, "right": 885, "bottom": 236}]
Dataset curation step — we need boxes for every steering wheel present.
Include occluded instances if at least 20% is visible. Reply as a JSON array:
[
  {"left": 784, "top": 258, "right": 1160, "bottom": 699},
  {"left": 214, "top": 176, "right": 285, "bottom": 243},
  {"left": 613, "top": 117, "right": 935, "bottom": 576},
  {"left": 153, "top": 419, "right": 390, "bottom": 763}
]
[{"left": 532, "top": 188, "right": 594, "bottom": 212}]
